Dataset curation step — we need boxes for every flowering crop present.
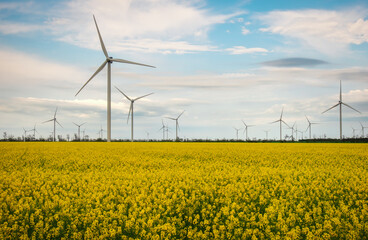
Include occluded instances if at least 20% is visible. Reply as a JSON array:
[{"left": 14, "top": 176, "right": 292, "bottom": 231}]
[{"left": 0, "top": 142, "right": 367, "bottom": 239}]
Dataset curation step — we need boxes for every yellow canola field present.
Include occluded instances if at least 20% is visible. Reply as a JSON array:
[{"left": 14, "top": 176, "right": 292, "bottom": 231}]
[{"left": 0, "top": 142, "right": 367, "bottom": 239}]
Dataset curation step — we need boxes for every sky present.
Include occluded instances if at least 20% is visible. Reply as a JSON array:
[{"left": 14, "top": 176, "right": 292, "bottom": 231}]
[{"left": 0, "top": 0, "right": 368, "bottom": 141}]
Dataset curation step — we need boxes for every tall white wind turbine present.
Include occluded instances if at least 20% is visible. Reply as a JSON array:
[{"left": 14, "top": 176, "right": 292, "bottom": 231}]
[
  {"left": 241, "top": 120, "right": 254, "bottom": 141},
  {"left": 166, "top": 111, "right": 185, "bottom": 141},
  {"left": 73, "top": 122, "right": 86, "bottom": 141},
  {"left": 75, "top": 15, "right": 155, "bottom": 142},
  {"left": 271, "top": 107, "right": 289, "bottom": 141},
  {"left": 322, "top": 80, "right": 360, "bottom": 140},
  {"left": 43, "top": 108, "right": 63, "bottom": 142},
  {"left": 115, "top": 86, "right": 153, "bottom": 142}
]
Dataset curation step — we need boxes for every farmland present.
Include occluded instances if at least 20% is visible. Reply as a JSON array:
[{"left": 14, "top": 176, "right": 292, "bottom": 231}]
[{"left": 0, "top": 142, "right": 367, "bottom": 239}]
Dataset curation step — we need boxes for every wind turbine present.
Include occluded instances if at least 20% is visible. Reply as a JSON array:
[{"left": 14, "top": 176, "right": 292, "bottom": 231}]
[
  {"left": 241, "top": 120, "right": 254, "bottom": 141},
  {"left": 271, "top": 107, "right": 289, "bottom": 141},
  {"left": 158, "top": 120, "right": 166, "bottom": 140},
  {"left": 43, "top": 108, "right": 63, "bottom": 142},
  {"left": 322, "top": 80, "right": 361, "bottom": 140},
  {"left": 264, "top": 130, "right": 270, "bottom": 140},
  {"left": 82, "top": 129, "right": 86, "bottom": 140},
  {"left": 145, "top": 131, "right": 149, "bottom": 141},
  {"left": 75, "top": 15, "right": 155, "bottom": 142},
  {"left": 73, "top": 122, "right": 86, "bottom": 141},
  {"left": 234, "top": 127, "right": 241, "bottom": 141},
  {"left": 305, "top": 115, "right": 319, "bottom": 139},
  {"left": 22, "top": 128, "right": 30, "bottom": 142},
  {"left": 115, "top": 86, "right": 153, "bottom": 142},
  {"left": 359, "top": 122, "right": 367, "bottom": 138},
  {"left": 288, "top": 122, "right": 296, "bottom": 141},
  {"left": 351, "top": 126, "right": 358, "bottom": 138},
  {"left": 166, "top": 111, "right": 185, "bottom": 141},
  {"left": 29, "top": 124, "right": 38, "bottom": 141}
]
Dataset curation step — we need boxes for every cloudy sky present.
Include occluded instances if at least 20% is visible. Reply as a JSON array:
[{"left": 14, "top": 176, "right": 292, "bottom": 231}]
[{"left": 1, "top": 0, "right": 368, "bottom": 140}]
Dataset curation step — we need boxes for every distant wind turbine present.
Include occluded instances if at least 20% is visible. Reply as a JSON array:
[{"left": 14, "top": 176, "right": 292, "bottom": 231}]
[
  {"left": 73, "top": 122, "right": 86, "bottom": 141},
  {"left": 75, "top": 15, "right": 155, "bottom": 142},
  {"left": 322, "top": 80, "right": 361, "bottom": 140},
  {"left": 28, "top": 124, "right": 38, "bottom": 141},
  {"left": 22, "top": 128, "right": 30, "bottom": 142},
  {"left": 351, "top": 126, "right": 358, "bottom": 138},
  {"left": 305, "top": 115, "right": 319, "bottom": 139},
  {"left": 115, "top": 86, "right": 153, "bottom": 142},
  {"left": 288, "top": 122, "right": 296, "bottom": 141},
  {"left": 241, "top": 120, "right": 254, "bottom": 141},
  {"left": 234, "top": 127, "right": 241, "bottom": 141},
  {"left": 158, "top": 120, "right": 166, "bottom": 140},
  {"left": 166, "top": 111, "right": 185, "bottom": 141},
  {"left": 360, "top": 122, "right": 368, "bottom": 138},
  {"left": 264, "top": 130, "right": 270, "bottom": 140},
  {"left": 271, "top": 107, "right": 289, "bottom": 141},
  {"left": 43, "top": 108, "right": 63, "bottom": 142}
]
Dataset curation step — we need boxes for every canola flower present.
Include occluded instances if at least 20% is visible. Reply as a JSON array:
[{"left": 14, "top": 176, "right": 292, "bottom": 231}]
[{"left": 0, "top": 142, "right": 367, "bottom": 239}]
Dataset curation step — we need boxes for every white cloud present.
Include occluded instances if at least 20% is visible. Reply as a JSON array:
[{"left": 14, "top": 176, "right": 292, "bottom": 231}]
[
  {"left": 226, "top": 46, "right": 268, "bottom": 54},
  {"left": 258, "top": 8, "right": 368, "bottom": 55},
  {"left": 0, "top": 21, "right": 42, "bottom": 34},
  {"left": 45, "top": 0, "right": 242, "bottom": 54},
  {"left": 241, "top": 26, "right": 250, "bottom": 35}
]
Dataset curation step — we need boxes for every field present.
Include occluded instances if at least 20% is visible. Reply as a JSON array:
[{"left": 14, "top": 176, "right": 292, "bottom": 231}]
[{"left": 0, "top": 142, "right": 367, "bottom": 239}]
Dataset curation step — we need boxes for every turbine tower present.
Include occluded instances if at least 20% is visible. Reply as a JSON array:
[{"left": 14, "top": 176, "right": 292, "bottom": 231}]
[
  {"left": 166, "top": 111, "right": 185, "bottom": 141},
  {"left": 43, "top": 107, "right": 63, "bottom": 142},
  {"left": 73, "top": 122, "right": 86, "bottom": 141},
  {"left": 241, "top": 120, "right": 254, "bottom": 141},
  {"left": 322, "top": 80, "right": 360, "bottom": 140},
  {"left": 115, "top": 86, "right": 153, "bottom": 142},
  {"left": 75, "top": 15, "right": 155, "bottom": 142},
  {"left": 271, "top": 107, "right": 289, "bottom": 141}
]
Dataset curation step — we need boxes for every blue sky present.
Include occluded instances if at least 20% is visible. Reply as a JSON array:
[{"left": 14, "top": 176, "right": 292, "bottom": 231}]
[{"left": 0, "top": 0, "right": 368, "bottom": 140}]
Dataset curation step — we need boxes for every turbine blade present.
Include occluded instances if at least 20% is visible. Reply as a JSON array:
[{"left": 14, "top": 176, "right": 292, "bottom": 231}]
[
  {"left": 73, "top": 122, "right": 78, "bottom": 127},
  {"left": 241, "top": 120, "right": 247, "bottom": 127},
  {"left": 280, "top": 107, "right": 284, "bottom": 119},
  {"left": 42, "top": 119, "right": 54, "bottom": 124},
  {"left": 177, "top": 122, "right": 181, "bottom": 131},
  {"left": 81, "top": 122, "right": 86, "bottom": 126},
  {"left": 76, "top": 60, "right": 107, "bottom": 96},
  {"left": 177, "top": 110, "right": 185, "bottom": 119},
  {"left": 127, "top": 103, "right": 132, "bottom": 124},
  {"left": 340, "top": 80, "right": 342, "bottom": 102},
  {"left": 134, "top": 92, "right": 154, "bottom": 101},
  {"left": 322, "top": 103, "right": 339, "bottom": 114},
  {"left": 56, "top": 120, "right": 63, "bottom": 128},
  {"left": 54, "top": 107, "right": 58, "bottom": 118},
  {"left": 305, "top": 115, "right": 310, "bottom": 124},
  {"left": 281, "top": 120, "right": 290, "bottom": 128},
  {"left": 342, "top": 102, "right": 361, "bottom": 114},
  {"left": 114, "top": 86, "right": 131, "bottom": 101},
  {"left": 112, "top": 58, "right": 155, "bottom": 68},
  {"left": 93, "top": 15, "right": 108, "bottom": 58},
  {"left": 270, "top": 120, "right": 280, "bottom": 124}
]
